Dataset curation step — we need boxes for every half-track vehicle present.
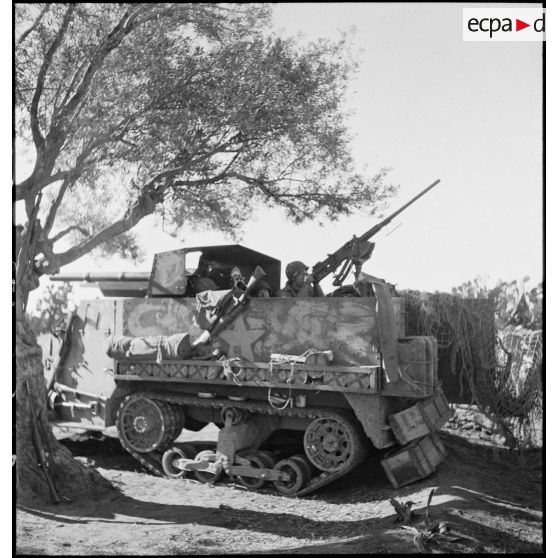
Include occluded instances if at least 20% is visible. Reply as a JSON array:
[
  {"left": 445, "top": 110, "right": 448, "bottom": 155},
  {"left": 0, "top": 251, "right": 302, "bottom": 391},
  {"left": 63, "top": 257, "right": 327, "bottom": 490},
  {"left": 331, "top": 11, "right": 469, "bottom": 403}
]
[{"left": 44, "top": 181, "right": 452, "bottom": 496}]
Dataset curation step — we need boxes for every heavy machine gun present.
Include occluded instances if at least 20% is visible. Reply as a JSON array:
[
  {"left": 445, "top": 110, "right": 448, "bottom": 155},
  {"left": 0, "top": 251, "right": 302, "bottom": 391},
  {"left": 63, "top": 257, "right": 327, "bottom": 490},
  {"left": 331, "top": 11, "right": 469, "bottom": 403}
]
[{"left": 311, "top": 179, "right": 441, "bottom": 286}]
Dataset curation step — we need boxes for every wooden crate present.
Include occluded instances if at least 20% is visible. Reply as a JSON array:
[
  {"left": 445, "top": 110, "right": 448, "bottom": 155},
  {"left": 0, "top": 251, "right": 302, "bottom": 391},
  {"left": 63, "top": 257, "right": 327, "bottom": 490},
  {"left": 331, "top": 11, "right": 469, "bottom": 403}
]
[
  {"left": 418, "top": 433, "right": 446, "bottom": 468},
  {"left": 388, "top": 389, "right": 453, "bottom": 445},
  {"left": 388, "top": 404, "right": 431, "bottom": 445},
  {"left": 381, "top": 433, "right": 446, "bottom": 489}
]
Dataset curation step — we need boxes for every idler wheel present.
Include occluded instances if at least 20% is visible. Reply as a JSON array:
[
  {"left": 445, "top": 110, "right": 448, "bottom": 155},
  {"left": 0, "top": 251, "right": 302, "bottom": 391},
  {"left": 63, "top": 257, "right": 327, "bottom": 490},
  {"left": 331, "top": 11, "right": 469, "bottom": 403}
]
[
  {"left": 117, "top": 395, "right": 172, "bottom": 453},
  {"left": 303, "top": 415, "right": 360, "bottom": 472},
  {"left": 193, "top": 450, "right": 221, "bottom": 484},
  {"left": 234, "top": 451, "right": 276, "bottom": 489},
  {"left": 162, "top": 446, "right": 195, "bottom": 479},
  {"left": 272, "top": 457, "right": 310, "bottom": 496}
]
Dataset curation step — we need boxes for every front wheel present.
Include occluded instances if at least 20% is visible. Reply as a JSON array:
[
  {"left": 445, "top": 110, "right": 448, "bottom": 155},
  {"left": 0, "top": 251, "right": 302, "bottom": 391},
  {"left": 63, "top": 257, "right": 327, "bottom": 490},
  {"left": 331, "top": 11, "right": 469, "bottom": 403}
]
[{"left": 162, "top": 445, "right": 197, "bottom": 479}]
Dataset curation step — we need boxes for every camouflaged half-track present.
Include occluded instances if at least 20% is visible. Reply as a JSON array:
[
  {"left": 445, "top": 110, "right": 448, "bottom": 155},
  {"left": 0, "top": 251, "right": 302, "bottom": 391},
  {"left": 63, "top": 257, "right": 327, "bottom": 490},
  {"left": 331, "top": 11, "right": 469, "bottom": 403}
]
[{"left": 44, "top": 244, "right": 452, "bottom": 496}]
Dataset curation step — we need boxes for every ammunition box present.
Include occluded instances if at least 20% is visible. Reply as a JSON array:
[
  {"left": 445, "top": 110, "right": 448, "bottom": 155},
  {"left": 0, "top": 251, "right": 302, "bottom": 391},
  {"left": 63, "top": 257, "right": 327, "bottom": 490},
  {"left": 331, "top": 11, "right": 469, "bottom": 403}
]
[
  {"left": 381, "top": 433, "right": 446, "bottom": 489},
  {"left": 388, "top": 388, "right": 453, "bottom": 445}
]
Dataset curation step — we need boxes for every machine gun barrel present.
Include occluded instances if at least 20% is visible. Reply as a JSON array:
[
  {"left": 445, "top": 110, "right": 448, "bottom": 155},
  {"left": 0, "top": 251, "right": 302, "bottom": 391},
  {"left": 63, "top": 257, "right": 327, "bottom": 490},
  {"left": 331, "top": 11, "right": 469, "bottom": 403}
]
[
  {"left": 357, "top": 179, "right": 440, "bottom": 244},
  {"left": 312, "top": 179, "right": 440, "bottom": 285}
]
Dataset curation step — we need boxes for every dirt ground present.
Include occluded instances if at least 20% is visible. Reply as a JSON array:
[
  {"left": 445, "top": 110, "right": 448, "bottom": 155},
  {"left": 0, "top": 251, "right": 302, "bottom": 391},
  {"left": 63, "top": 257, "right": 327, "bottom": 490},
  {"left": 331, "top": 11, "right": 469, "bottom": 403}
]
[{"left": 16, "top": 410, "right": 543, "bottom": 555}]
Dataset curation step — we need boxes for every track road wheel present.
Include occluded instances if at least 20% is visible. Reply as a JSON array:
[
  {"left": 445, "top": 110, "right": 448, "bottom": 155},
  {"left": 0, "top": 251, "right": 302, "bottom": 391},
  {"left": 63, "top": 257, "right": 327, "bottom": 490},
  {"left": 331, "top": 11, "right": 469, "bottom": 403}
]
[
  {"left": 178, "top": 444, "right": 198, "bottom": 460},
  {"left": 289, "top": 454, "right": 315, "bottom": 482},
  {"left": 162, "top": 447, "right": 190, "bottom": 479},
  {"left": 193, "top": 450, "right": 221, "bottom": 484},
  {"left": 117, "top": 395, "right": 173, "bottom": 453},
  {"left": 235, "top": 452, "right": 273, "bottom": 489},
  {"left": 272, "top": 457, "right": 310, "bottom": 496},
  {"left": 253, "top": 451, "right": 277, "bottom": 469},
  {"left": 303, "top": 415, "right": 361, "bottom": 472}
]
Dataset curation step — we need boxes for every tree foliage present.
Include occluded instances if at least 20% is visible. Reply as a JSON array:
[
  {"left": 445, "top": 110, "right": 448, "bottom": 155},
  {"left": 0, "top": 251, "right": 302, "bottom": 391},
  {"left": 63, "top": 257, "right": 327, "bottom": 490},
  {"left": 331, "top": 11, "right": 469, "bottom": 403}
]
[
  {"left": 15, "top": 3, "right": 393, "bottom": 306},
  {"left": 27, "top": 282, "right": 73, "bottom": 336}
]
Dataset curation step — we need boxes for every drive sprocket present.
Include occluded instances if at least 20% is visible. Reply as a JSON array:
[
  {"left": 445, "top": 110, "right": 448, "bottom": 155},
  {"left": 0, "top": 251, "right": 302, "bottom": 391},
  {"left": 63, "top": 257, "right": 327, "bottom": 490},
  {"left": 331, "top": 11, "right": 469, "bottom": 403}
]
[{"left": 303, "top": 415, "right": 365, "bottom": 472}]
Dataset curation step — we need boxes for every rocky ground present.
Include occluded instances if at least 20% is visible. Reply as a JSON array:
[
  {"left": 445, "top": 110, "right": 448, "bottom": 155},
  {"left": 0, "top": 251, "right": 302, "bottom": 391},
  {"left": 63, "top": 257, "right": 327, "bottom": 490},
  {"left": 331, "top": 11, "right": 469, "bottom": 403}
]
[{"left": 16, "top": 407, "right": 543, "bottom": 555}]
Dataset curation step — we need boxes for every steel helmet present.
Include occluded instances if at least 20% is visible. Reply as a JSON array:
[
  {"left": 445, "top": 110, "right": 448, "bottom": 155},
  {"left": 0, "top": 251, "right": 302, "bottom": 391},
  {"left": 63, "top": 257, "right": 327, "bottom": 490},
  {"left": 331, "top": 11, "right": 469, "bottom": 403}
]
[
  {"left": 255, "top": 279, "right": 272, "bottom": 297},
  {"left": 285, "top": 261, "right": 308, "bottom": 281},
  {"left": 256, "top": 279, "right": 272, "bottom": 291}
]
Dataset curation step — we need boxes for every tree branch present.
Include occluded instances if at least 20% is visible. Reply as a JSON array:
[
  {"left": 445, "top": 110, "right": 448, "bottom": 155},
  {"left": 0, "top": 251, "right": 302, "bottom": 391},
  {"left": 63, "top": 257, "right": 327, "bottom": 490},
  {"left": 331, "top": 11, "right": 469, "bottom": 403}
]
[
  {"left": 50, "top": 225, "right": 89, "bottom": 244},
  {"left": 221, "top": 170, "right": 355, "bottom": 214},
  {"left": 224, "top": 171, "right": 302, "bottom": 213},
  {"left": 134, "top": 4, "right": 189, "bottom": 27},
  {"left": 57, "top": 60, "right": 88, "bottom": 114},
  {"left": 15, "top": 109, "right": 140, "bottom": 202},
  {"left": 29, "top": 4, "right": 75, "bottom": 149},
  {"left": 55, "top": 5, "right": 149, "bottom": 128},
  {"left": 172, "top": 151, "right": 241, "bottom": 189},
  {"left": 42, "top": 178, "right": 72, "bottom": 237},
  {"left": 16, "top": 193, "right": 43, "bottom": 287},
  {"left": 141, "top": 144, "right": 232, "bottom": 194},
  {"left": 17, "top": 4, "right": 50, "bottom": 45},
  {"left": 15, "top": 166, "right": 80, "bottom": 202},
  {"left": 43, "top": 191, "right": 158, "bottom": 273}
]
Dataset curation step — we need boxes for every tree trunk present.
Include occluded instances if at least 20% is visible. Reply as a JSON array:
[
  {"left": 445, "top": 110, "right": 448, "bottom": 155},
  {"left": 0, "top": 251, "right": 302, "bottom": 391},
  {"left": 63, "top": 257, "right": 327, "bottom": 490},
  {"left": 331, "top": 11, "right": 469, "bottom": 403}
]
[{"left": 15, "top": 291, "right": 115, "bottom": 505}]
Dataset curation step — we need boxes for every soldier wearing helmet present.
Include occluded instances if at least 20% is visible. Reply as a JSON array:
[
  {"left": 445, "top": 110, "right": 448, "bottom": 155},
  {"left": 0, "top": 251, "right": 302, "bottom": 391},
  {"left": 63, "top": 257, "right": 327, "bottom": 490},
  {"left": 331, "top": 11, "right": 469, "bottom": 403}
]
[
  {"left": 254, "top": 279, "right": 274, "bottom": 297},
  {"left": 279, "top": 261, "right": 325, "bottom": 297}
]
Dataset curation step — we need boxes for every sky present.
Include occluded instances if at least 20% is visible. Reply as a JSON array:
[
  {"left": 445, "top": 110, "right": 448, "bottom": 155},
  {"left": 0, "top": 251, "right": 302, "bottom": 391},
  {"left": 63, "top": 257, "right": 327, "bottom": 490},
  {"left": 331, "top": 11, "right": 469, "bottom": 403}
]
[
  {"left": 266, "top": 3, "right": 543, "bottom": 292},
  {"left": 17, "top": 3, "right": 544, "bottom": 302}
]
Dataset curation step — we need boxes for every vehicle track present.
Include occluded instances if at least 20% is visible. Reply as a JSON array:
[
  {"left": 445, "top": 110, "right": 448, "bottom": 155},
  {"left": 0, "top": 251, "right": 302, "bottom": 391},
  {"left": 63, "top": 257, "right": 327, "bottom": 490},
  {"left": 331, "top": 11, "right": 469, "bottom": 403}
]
[{"left": 116, "top": 390, "right": 369, "bottom": 496}]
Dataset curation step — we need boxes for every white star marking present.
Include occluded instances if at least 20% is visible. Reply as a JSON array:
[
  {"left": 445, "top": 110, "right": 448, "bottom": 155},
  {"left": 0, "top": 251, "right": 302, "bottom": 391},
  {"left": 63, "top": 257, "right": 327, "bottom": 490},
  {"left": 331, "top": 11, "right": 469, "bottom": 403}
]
[{"left": 217, "top": 316, "right": 266, "bottom": 361}]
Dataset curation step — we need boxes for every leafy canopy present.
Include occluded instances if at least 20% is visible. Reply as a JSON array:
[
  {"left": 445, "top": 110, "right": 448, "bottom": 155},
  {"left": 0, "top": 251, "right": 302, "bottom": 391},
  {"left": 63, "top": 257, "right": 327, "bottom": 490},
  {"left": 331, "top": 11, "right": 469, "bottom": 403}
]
[{"left": 15, "top": 3, "right": 393, "bottom": 278}]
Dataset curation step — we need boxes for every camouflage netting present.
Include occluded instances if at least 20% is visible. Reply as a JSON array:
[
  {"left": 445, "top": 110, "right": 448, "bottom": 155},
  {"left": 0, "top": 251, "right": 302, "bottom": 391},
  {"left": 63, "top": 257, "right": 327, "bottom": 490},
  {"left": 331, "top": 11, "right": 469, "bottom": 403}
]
[{"left": 399, "top": 290, "right": 542, "bottom": 449}]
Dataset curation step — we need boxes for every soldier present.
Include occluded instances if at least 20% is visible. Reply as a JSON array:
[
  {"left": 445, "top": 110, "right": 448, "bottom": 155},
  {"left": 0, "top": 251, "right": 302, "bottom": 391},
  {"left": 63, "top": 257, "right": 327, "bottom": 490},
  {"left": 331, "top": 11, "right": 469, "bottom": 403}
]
[
  {"left": 230, "top": 266, "right": 247, "bottom": 298},
  {"left": 255, "top": 279, "right": 273, "bottom": 297},
  {"left": 279, "top": 261, "right": 324, "bottom": 298}
]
